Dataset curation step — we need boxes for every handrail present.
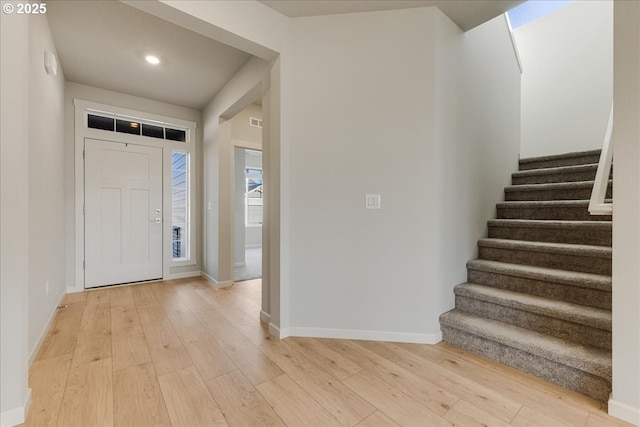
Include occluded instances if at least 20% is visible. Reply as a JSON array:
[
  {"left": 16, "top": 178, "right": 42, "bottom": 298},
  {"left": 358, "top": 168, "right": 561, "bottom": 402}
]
[{"left": 589, "top": 105, "right": 614, "bottom": 215}]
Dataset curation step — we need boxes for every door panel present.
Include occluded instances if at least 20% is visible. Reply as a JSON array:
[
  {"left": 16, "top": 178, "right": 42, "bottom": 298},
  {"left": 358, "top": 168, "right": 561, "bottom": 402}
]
[
  {"left": 85, "top": 139, "right": 162, "bottom": 288},
  {"left": 131, "top": 189, "right": 151, "bottom": 264}
]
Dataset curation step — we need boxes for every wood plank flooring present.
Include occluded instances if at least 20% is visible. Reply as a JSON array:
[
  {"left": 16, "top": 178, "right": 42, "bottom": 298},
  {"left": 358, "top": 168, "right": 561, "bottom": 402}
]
[{"left": 23, "top": 277, "right": 631, "bottom": 427}]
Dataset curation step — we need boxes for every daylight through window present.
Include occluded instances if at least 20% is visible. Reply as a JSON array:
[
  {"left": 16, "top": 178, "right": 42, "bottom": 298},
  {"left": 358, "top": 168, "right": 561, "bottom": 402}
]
[
  {"left": 172, "top": 152, "right": 190, "bottom": 260},
  {"left": 246, "top": 168, "right": 263, "bottom": 225}
]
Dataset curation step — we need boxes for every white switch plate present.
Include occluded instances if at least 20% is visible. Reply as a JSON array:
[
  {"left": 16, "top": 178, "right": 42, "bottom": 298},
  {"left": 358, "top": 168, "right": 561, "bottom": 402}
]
[{"left": 365, "top": 194, "right": 381, "bottom": 210}]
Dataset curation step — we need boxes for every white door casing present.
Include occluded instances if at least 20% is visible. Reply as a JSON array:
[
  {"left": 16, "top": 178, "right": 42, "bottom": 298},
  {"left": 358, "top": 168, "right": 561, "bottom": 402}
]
[{"left": 84, "top": 138, "right": 162, "bottom": 288}]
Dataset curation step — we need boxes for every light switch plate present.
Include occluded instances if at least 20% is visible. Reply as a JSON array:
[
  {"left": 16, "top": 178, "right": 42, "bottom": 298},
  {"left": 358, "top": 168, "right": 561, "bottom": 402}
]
[{"left": 365, "top": 194, "right": 381, "bottom": 210}]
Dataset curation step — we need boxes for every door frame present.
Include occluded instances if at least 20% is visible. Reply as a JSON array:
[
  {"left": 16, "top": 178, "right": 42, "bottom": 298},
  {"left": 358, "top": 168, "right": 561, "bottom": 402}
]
[{"left": 71, "top": 99, "right": 198, "bottom": 292}]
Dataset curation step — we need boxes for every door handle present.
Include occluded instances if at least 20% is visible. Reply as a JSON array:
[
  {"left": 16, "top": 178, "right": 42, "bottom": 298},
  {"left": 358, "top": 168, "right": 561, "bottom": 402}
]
[{"left": 152, "top": 218, "right": 161, "bottom": 224}]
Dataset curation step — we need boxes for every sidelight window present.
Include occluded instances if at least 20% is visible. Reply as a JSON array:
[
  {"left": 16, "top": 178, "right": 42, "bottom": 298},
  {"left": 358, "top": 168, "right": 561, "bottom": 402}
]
[{"left": 172, "top": 151, "right": 190, "bottom": 260}]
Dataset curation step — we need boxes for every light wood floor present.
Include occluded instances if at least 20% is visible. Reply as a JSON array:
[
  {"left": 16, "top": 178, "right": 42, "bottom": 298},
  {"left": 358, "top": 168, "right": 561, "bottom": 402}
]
[{"left": 23, "top": 277, "right": 631, "bottom": 427}]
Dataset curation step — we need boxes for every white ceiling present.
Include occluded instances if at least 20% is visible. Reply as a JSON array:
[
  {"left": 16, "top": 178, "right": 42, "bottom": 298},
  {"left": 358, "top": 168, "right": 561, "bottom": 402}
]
[
  {"left": 46, "top": 1, "right": 252, "bottom": 110},
  {"left": 259, "top": 1, "right": 525, "bottom": 31},
  {"left": 46, "top": 1, "right": 524, "bottom": 111}
]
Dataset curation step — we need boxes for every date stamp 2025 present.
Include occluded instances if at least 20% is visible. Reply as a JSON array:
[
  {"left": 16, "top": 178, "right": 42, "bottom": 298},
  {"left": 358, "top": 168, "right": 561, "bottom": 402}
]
[{"left": 2, "top": 2, "right": 47, "bottom": 15}]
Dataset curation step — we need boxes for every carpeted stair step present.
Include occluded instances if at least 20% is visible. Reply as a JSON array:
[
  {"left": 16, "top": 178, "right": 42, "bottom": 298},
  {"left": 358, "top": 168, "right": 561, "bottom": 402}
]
[
  {"left": 454, "top": 283, "right": 611, "bottom": 350},
  {"left": 477, "top": 238, "right": 611, "bottom": 275},
  {"left": 439, "top": 310, "right": 611, "bottom": 402},
  {"left": 512, "top": 164, "right": 605, "bottom": 185},
  {"left": 519, "top": 149, "right": 602, "bottom": 171},
  {"left": 504, "top": 180, "right": 612, "bottom": 202},
  {"left": 496, "top": 200, "right": 612, "bottom": 221},
  {"left": 466, "top": 259, "right": 611, "bottom": 310},
  {"left": 487, "top": 219, "right": 612, "bottom": 246},
  {"left": 441, "top": 149, "right": 613, "bottom": 401}
]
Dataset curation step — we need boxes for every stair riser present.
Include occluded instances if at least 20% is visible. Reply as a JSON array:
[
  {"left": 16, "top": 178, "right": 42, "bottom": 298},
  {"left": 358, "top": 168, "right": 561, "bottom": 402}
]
[
  {"left": 455, "top": 296, "right": 611, "bottom": 350},
  {"left": 497, "top": 206, "right": 611, "bottom": 221},
  {"left": 467, "top": 269, "right": 611, "bottom": 310},
  {"left": 488, "top": 225, "right": 612, "bottom": 246},
  {"left": 478, "top": 247, "right": 611, "bottom": 275},
  {"left": 505, "top": 185, "right": 612, "bottom": 202},
  {"left": 441, "top": 326, "right": 611, "bottom": 402},
  {"left": 519, "top": 154, "right": 602, "bottom": 171},
  {"left": 512, "top": 170, "right": 600, "bottom": 185}
]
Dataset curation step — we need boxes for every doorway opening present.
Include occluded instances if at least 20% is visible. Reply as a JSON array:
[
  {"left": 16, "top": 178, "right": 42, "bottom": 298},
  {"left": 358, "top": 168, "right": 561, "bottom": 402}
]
[{"left": 234, "top": 148, "right": 263, "bottom": 282}]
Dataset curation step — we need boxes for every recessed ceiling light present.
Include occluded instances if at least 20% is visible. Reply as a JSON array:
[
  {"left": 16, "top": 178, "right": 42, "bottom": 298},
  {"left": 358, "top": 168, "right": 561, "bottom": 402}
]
[{"left": 145, "top": 55, "right": 160, "bottom": 65}]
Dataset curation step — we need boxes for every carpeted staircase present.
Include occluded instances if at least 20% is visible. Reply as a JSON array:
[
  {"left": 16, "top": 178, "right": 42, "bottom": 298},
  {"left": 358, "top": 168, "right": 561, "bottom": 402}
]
[{"left": 440, "top": 149, "right": 612, "bottom": 402}]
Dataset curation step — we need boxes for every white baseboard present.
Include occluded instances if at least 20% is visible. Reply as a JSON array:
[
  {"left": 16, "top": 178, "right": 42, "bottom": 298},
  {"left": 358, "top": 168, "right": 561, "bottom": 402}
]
[
  {"left": 216, "top": 280, "right": 233, "bottom": 288},
  {"left": 165, "top": 270, "right": 202, "bottom": 280},
  {"left": 29, "top": 291, "right": 66, "bottom": 365},
  {"left": 66, "top": 285, "right": 82, "bottom": 294},
  {"left": 234, "top": 261, "right": 246, "bottom": 267},
  {"left": 287, "top": 327, "right": 442, "bottom": 344},
  {"left": 269, "top": 322, "right": 289, "bottom": 339},
  {"left": 260, "top": 310, "right": 271, "bottom": 324},
  {"left": 202, "top": 272, "right": 233, "bottom": 289},
  {"left": 608, "top": 398, "right": 640, "bottom": 426},
  {"left": 1, "top": 388, "right": 31, "bottom": 427}
]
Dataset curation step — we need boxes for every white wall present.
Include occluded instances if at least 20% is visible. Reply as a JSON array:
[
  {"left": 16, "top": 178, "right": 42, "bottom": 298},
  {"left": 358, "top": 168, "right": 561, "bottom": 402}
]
[
  {"left": 286, "top": 8, "right": 520, "bottom": 341},
  {"left": 458, "top": 14, "right": 522, "bottom": 262},
  {"left": 288, "top": 8, "right": 441, "bottom": 340},
  {"left": 245, "top": 225, "right": 263, "bottom": 248},
  {"left": 516, "top": 1, "right": 613, "bottom": 158},
  {"left": 28, "top": 13, "right": 67, "bottom": 362},
  {"left": 1, "top": 10, "right": 31, "bottom": 427},
  {"left": 63, "top": 82, "right": 203, "bottom": 287},
  {"left": 231, "top": 103, "right": 263, "bottom": 144},
  {"left": 432, "top": 10, "right": 466, "bottom": 320},
  {"left": 610, "top": 2, "right": 640, "bottom": 424}
]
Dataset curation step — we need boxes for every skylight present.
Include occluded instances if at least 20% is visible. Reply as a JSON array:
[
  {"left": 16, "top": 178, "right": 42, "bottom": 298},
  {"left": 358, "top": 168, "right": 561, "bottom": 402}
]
[{"left": 508, "top": 1, "right": 575, "bottom": 30}]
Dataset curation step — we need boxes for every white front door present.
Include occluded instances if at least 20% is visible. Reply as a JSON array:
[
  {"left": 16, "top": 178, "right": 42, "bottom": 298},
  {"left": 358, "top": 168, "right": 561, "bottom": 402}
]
[{"left": 85, "top": 139, "right": 163, "bottom": 288}]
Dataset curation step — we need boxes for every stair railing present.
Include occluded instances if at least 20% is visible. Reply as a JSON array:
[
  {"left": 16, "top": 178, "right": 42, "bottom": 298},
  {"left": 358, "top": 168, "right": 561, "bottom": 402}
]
[{"left": 589, "top": 105, "right": 614, "bottom": 215}]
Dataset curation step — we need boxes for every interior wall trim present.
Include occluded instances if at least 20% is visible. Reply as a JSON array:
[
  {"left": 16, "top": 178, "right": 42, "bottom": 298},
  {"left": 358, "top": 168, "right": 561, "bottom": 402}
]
[{"left": 285, "top": 326, "right": 442, "bottom": 345}]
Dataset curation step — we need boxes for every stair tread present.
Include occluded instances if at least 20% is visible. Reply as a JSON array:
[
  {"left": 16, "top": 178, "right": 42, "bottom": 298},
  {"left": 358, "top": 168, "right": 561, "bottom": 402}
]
[
  {"left": 440, "top": 310, "right": 611, "bottom": 380},
  {"left": 478, "top": 238, "right": 612, "bottom": 258},
  {"left": 466, "top": 259, "right": 612, "bottom": 291},
  {"left": 519, "top": 149, "right": 602, "bottom": 165},
  {"left": 513, "top": 163, "right": 598, "bottom": 178},
  {"left": 504, "top": 180, "right": 611, "bottom": 192},
  {"left": 488, "top": 219, "right": 611, "bottom": 230},
  {"left": 497, "top": 200, "right": 609, "bottom": 207},
  {"left": 496, "top": 200, "right": 614, "bottom": 220},
  {"left": 455, "top": 283, "right": 611, "bottom": 330}
]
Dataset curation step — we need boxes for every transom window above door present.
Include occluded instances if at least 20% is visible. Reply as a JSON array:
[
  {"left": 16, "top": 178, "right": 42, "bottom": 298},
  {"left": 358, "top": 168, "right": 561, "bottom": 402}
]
[{"left": 86, "top": 110, "right": 190, "bottom": 142}]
